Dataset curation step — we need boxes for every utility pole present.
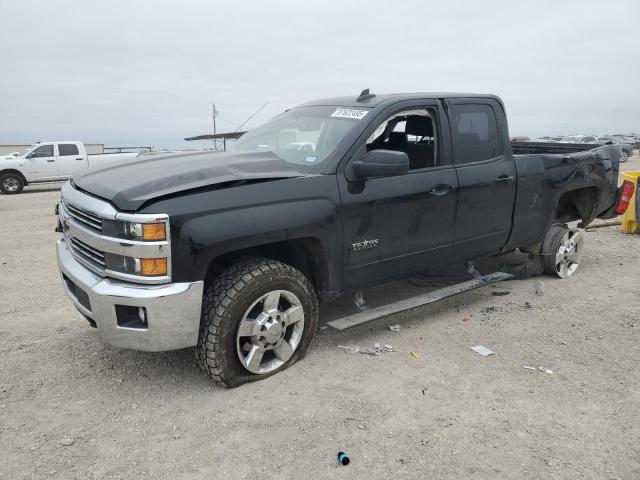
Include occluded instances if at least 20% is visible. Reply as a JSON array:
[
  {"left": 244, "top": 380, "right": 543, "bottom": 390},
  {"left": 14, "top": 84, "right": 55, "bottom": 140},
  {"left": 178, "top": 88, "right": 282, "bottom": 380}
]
[{"left": 212, "top": 103, "right": 219, "bottom": 150}]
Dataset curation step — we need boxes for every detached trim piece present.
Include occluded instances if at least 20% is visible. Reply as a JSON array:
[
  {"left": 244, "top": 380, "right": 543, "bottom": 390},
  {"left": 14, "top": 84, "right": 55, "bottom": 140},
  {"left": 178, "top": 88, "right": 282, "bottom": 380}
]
[{"left": 327, "top": 272, "right": 513, "bottom": 331}]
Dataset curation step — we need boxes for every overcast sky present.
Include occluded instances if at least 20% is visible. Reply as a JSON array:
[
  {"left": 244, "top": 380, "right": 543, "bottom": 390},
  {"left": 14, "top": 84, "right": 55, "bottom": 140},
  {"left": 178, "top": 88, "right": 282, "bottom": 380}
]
[{"left": 1, "top": 0, "right": 638, "bottom": 148}]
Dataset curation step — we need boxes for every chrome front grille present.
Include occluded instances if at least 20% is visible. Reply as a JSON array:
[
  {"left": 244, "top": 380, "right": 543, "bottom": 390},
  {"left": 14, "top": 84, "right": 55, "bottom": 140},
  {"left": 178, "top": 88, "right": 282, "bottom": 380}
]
[
  {"left": 63, "top": 200, "right": 103, "bottom": 232},
  {"left": 58, "top": 181, "right": 172, "bottom": 285},
  {"left": 69, "top": 236, "right": 106, "bottom": 269}
]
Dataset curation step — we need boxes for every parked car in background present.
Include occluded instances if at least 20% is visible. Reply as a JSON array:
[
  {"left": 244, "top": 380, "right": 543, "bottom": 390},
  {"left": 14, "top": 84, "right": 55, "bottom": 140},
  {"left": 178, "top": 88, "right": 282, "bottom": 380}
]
[
  {"left": 1, "top": 141, "right": 140, "bottom": 194},
  {"left": 612, "top": 134, "right": 640, "bottom": 148},
  {"left": 598, "top": 137, "right": 633, "bottom": 162},
  {"left": 558, "top": 134, "right": 599, "bottom": 144}
]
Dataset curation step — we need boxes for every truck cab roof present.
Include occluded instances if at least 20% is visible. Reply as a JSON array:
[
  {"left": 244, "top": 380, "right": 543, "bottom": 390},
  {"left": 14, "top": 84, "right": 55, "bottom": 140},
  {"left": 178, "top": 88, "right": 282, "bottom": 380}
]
[{"left": 297, "top": 92, "right": 502, "bottom": 109}]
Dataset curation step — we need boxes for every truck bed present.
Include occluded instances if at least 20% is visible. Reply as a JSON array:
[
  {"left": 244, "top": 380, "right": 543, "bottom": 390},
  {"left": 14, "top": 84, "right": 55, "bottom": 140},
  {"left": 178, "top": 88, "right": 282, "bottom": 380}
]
[
  {"left": 510, "top": 141, "right": 600, "bottom": 155},
  {"left": 505, "top": 142, "right": 621, "bottom": 251}
]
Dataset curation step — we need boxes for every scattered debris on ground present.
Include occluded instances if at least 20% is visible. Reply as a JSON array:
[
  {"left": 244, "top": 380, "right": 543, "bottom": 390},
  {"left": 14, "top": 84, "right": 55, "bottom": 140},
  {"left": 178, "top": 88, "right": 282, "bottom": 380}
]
[
  {"left": 523, "top": 365, "right": 553, "bottom": 374},
  {"left": 338, "top": 344, "right": 360, "bottom": 354},
  {"left": 470, "top": 346, "right": 495, "bottom": 357},
  {"left": 492, "top": 290, "right": 510, "bottom": 296},
  {"left": 337, "top": 451, "right": 350, "bottom": 466}
]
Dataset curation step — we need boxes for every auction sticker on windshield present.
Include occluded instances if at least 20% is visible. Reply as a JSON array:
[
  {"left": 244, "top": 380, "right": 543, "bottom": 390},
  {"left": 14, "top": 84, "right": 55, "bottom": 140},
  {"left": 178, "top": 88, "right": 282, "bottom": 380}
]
[{"left": 330, "top": 108, "right": 369, "bottom": 120}]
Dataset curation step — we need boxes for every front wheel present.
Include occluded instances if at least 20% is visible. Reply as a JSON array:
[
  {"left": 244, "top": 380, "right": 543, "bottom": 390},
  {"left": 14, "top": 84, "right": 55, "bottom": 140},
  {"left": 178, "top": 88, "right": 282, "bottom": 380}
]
[
  {"left": 621, "top": 151, "right": 629, "bottom": 162},
  {"left": 195, "top": 257, "right": 318, "bottom": 387},
  {"left": 0, "top": 173, "right": 25, "bottom": 194},
  {"left": 541, "top": 224, "right": 584, "bottom": 278}
]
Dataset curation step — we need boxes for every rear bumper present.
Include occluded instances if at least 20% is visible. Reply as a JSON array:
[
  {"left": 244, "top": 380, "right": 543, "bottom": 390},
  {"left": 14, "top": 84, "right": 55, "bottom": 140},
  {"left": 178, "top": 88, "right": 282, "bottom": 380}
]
[{"left": 57, "top": 238, "right": 203, "bottom": 351}]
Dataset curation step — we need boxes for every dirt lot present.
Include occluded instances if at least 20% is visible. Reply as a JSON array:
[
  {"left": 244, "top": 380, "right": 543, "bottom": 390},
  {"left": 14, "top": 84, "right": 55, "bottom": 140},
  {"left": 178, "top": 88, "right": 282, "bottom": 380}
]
[{"left": 1, "top": 155, "right": 639, "bottom": 480}]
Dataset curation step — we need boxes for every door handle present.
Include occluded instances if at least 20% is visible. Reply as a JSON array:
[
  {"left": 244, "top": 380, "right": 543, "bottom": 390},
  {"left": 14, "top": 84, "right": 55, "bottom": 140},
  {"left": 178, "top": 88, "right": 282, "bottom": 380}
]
[
  {"left": 75, "top": 158, "right": 83, "bottom": 161},
  {"left": 429, "top": 184, "right": 456, "bottom": 196},
  {"left": 495, "top": 175, "right": 514, "bottom": 183},
  {"left": 46, "top": 159, "right": 55, "bottom": 162}
]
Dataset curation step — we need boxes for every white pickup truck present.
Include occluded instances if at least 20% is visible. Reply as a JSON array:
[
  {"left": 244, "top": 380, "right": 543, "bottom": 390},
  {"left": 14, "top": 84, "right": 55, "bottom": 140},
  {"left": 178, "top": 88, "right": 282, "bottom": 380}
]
[{"left": 0, "top": 141, "right": 140, "bottom": 194}]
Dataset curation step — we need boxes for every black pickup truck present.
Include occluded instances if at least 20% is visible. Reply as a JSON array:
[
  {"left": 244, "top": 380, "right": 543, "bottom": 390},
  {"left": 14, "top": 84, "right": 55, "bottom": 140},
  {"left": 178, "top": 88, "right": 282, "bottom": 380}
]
[{"left": 56, "top": 91, "right": 628, "bottom": 387}]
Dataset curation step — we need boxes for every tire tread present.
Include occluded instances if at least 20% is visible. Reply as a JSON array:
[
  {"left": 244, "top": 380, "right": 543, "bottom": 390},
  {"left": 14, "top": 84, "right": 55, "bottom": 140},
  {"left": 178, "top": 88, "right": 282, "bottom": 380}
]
[{"left": 195, "top": 257, "right": 317, "bottom": 387}]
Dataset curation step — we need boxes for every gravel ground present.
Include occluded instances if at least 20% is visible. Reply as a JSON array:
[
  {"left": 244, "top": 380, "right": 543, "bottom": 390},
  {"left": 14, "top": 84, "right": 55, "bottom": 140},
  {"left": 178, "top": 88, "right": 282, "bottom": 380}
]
[{"left": 1, "top": 155, "right": 639, "bottom": 480}]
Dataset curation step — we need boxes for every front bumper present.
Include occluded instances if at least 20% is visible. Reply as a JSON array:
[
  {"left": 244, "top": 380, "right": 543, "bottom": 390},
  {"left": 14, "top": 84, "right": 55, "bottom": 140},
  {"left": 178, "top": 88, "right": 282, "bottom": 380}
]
[{"left": 57, "top": 238, "right": 203, "bottom": 351}]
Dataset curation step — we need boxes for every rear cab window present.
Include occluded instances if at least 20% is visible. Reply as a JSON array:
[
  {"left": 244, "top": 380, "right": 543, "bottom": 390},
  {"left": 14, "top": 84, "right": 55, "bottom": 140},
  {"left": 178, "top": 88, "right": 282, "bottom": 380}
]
[
  {"left": 59, "top": 144, "right": 80, "bottom": 156},
  {"left": 450, "top": 104, "right": 502, "bottom": 164}
]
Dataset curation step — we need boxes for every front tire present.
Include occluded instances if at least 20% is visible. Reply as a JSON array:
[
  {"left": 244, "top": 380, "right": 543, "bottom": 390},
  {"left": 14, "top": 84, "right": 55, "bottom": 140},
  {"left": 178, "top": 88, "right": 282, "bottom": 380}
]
[
  {"left": 195, "top": 257, "right": 318, "bottom": 387},
  {"left": 541, "top": 224, "right": 584, "bottom": 278},
  {"left": 621, "top": 151, "right": 629, "bottom": 162},
  {"left": 0, "top": 173, "right": 25, "bottom": 194}
]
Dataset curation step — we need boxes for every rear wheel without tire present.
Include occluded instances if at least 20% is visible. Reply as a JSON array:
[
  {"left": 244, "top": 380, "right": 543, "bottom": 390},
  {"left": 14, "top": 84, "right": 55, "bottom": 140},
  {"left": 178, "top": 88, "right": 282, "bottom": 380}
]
[
  {"left": 195, "top": 257, "right": 318, "bottom": 387},
  {"left": 0, "top": 173, "right": 25, "bottom": 194},
  {"left": 541, "top": 224, "right": 584, "bottom": 278}
]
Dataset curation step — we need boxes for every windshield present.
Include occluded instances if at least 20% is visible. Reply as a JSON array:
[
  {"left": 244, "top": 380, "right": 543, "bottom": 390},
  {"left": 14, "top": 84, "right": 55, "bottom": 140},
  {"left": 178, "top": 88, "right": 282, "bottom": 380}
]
[
  {"left": 17, "top": 145, "right": 35, "bottom": 156},
  {"left": 232, "top": 105, "right": 370, "bottom": 168}
]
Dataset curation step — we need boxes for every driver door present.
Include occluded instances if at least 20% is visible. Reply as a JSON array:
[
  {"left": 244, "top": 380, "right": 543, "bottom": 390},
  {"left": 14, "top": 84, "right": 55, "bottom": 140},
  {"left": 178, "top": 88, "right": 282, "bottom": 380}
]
[
  {"left": 337, "top": 101, "right": 459, "bottom": 290},
  {"left": 24, "top": 144, "right": 59, "bottom": 180}
]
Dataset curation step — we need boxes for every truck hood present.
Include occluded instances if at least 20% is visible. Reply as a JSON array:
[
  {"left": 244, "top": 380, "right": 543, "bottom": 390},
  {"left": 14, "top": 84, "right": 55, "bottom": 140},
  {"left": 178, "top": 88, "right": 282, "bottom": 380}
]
[{"left": 72, "top": 150, "right": 308, "bottom": 211}]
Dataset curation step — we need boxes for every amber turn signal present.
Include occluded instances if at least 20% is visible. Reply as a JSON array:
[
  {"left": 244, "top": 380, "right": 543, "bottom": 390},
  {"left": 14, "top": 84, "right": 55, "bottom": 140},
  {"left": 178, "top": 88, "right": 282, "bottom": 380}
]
[
  {"left": 140, "top": 258, "right": 168, "bottom": 276},
  {"left": 142, "top": 223, "right": 166, "bottom": 241}
]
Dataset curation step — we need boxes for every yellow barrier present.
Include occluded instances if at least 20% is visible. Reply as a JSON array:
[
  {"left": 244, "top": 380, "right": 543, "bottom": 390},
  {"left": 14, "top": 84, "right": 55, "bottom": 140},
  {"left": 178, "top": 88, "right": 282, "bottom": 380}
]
[{"left": 621, "top": 171, "right": 640, "bottom": 233}]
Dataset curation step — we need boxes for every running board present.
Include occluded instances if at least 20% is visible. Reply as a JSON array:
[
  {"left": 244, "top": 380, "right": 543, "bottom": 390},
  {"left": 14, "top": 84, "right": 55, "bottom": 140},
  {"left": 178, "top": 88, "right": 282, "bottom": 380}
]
[{"left": 327, "top": 272, "right": 514, "bottom": 332}]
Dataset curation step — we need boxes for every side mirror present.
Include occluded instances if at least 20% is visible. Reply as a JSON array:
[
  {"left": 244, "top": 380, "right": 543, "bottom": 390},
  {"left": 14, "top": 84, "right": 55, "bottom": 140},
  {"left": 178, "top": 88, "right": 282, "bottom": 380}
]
[
  {"left": 352, "top": 150, "right": 409, "bottom": 180},
  {"left": 26, "top": 153, "right": 35, "bottom": 159}
]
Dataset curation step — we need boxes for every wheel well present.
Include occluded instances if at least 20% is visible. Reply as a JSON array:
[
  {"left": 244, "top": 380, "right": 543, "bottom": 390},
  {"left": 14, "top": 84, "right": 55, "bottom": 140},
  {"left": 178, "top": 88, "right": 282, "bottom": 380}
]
[
  {"left": 0, "top": 169, "right": 27, "bottom": 185},
  {"left": 205, "top": 238, "right": 329, "bottom": 297},
  {"left": 555, "top": 187, "right": 598, "bottom": 224}
]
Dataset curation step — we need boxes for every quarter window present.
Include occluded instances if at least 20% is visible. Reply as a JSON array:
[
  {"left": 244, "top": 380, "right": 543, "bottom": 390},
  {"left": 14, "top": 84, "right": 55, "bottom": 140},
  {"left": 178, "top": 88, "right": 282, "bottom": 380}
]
[
  {"left": 450, "top": 104, "right": 501, "bottom": 164},
  {"left": 59, "top": 144, "right": 79, "bottom": 156}
]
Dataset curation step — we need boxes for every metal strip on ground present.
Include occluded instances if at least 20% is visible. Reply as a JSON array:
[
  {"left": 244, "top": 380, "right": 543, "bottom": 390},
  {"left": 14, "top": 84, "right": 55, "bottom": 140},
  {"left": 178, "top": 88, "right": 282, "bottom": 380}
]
[{"left": 327, "top": 272, "right": 514, "bottom": 331}]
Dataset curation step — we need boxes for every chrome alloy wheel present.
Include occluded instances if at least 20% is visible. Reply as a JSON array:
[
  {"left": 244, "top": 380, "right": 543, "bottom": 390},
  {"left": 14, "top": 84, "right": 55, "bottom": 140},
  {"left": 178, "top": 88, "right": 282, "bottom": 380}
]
[
  {"left": 554, "top": 230, "right": 584, "bottom": 278},
  {"left": 236, "top": 290, "right": 305, "bottom": 374},
  {"left": 3, "top": 177, "right": 19, "bottom": 192}
]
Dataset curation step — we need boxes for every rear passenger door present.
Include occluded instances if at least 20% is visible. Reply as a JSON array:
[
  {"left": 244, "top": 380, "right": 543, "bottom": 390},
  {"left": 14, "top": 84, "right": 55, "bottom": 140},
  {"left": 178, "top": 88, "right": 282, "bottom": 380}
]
[
  {"left": 57, "top": 143, "right": 86, "bottom": 178},
  {"left": 446, "top": 99, "right": 517, "bottom": 259}
]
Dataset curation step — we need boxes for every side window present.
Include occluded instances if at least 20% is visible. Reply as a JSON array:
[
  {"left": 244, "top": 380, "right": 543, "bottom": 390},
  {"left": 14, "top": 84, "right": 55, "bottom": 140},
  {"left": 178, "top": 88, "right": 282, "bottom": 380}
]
[
  {"left": 366, "top": 108, "right": 438, "bottom": 170},
  {"left": 59, "top": 144, "right": 79, "bottom": 156},
  {"left": 450, "top": 104, "right": 501, "bottom": 164},
  {"left": 30, "top": 145, "right": 54, "bottom": 158},
  {"left": 582, "top": 136, "right": 596, "bottom": 143}
]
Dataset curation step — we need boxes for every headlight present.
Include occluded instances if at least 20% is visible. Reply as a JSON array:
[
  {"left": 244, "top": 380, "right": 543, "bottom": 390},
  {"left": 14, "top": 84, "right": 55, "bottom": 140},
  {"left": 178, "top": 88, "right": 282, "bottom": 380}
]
[{"left": 102, "top": 220, "right": 167, "bottom": 241}]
